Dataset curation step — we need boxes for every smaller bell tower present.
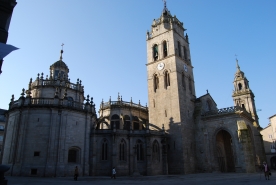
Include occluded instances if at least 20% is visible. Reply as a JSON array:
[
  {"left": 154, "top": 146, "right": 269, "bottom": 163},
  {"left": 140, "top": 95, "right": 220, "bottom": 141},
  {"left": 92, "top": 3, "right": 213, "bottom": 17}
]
[{"left": 232, "top": 59, "right": 259, "bottom": 127}]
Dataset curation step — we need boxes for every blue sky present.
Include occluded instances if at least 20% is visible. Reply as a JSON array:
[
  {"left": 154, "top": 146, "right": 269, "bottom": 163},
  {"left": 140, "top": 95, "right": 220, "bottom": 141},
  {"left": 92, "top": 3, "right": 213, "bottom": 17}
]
[{"left": 1, "top": 0, "right": 275, "bottom": 128}]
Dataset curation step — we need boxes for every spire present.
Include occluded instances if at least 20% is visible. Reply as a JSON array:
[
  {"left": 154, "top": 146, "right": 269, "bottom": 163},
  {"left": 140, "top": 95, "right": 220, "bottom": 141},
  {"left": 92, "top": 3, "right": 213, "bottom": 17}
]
[
  {"left": 236, "top": 59, "right": 240, "bottom": 72},
  {"left": 162, "top": 0, "right": 169, "bottom": 15},
  {"left": 60, "top": 43, "right": 64, "bottom": 60}
]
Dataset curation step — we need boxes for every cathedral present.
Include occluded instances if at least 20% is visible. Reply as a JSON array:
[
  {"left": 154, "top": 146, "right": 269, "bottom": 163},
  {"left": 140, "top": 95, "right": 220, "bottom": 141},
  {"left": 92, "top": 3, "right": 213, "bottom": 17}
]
[{"left": 1, "top": 4, "right": 265, "bottom": 177}]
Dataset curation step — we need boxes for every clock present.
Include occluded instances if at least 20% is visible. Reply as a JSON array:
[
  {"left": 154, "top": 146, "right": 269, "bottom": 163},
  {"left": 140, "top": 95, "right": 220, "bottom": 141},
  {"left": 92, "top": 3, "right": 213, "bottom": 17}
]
[
  {"left": 157, "top": 62, "right": 165, "bottom": 70},
  {"left": 184, "top": 64, "right": 188, "bottom": 72}
]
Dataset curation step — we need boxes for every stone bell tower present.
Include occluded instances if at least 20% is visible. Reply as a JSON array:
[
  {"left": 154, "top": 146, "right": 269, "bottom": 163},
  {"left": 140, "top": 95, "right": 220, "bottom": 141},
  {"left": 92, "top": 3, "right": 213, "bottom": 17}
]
[
  {"left": 232, "top": 59, "right": 259, "bottom": 127},
  {"left": 146, "top": 2, "right": 196, "bottom": 174}
]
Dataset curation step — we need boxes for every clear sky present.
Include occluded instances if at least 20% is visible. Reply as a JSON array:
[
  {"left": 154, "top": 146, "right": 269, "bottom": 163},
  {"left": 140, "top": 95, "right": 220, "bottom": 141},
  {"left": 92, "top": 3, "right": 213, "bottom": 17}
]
[{"left": 1, "top": 0, "right": 275, "bottom": 128}]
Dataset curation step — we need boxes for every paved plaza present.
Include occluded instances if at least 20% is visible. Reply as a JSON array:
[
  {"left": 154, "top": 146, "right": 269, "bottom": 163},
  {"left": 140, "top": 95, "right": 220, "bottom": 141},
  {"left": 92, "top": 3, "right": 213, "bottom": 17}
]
[{"left": 7, "top": 172, "right": 276, "bottom": 185}]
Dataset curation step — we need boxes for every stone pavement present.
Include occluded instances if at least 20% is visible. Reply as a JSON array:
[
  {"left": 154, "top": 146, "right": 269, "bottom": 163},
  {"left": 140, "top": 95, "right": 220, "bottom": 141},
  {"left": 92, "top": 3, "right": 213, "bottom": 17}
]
[{"left": 7, "top": 172, "right": 275, "bottom": 185}]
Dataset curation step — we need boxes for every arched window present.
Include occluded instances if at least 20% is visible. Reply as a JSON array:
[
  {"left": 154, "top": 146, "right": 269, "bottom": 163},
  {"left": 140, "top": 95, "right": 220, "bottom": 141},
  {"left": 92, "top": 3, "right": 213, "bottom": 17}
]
[
  {"left": 67, "top": 96, "right": 74, "bottom": 106},
  {"left": 123, "top": 115, "right": 131, "bottom": 130},
  {"left": 68, "top": 147, "right": 80, "bottom": 163},
  {"left": 136, "top": 140, "right": 144, "bottom": 161},
  {"left": 163, "top": 41, "right": 167, "bottom": 58},
  {"left": 182, "top": 73, "right": 186, "bottom": 90},
  {"left": 133, "top": 116, "right": 139, "bottom": 130},
  {"left": 183, "top": 46, "right": 187, "bottom": 60},
  {"left": 188, "top": 77, "right": 192, "bottom": 93},
  {"left": 111, "top": 114, "right": 120, "bottom": 129},
  {"left": 152, "top": 140, "right": 160, "bottom": 162},
  {"left": 178, "top": 41, "right": 182, "bottom": 57},
  {"left": 101, "top": 139, "right": 108, "bottom": 160},
  {"left": 153, "top": 44, "right": 158, "bottom": 61},
  {"left": 238, "top": 83, "right": 242, "bottom": 90},
  {"left": 119, "top": 139, "right": 127, "bottom": 161},
  {"left": 154, "top": 74, "right": 159, "bottom": 92},
  {"left": 164, "top": 71, "right": 170, "bottom": 89}
]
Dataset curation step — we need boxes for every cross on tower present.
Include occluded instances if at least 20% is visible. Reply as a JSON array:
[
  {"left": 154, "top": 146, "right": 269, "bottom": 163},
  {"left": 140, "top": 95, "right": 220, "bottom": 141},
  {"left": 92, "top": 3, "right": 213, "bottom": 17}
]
[
  {"left": 61, "top": 43, "right": 64, "bottom": 50},
  {"left": 162, "top": 0, "right": 167, "bottom": 8}
]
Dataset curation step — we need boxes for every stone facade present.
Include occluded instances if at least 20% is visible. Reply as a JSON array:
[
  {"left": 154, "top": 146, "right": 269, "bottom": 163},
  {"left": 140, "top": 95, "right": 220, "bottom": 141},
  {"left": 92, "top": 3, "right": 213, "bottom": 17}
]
[
  {"left": 1, "top": 5, "right": 266, "bottom": 177},
  {"left": 260, "top": 115, "right": 276, "bottom": 169},
  {"left": 145, "top": 6, "right": 265, "bottom": 174},
  {"left": 2, "top": 52, "right": 97, "bottom": 176}
]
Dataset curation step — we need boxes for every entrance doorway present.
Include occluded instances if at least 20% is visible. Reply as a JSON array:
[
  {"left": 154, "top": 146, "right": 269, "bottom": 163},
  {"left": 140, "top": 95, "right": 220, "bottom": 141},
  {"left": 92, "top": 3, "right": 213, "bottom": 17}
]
[{"left": 216, "top": 130, "right": 235, "bottom": 172}]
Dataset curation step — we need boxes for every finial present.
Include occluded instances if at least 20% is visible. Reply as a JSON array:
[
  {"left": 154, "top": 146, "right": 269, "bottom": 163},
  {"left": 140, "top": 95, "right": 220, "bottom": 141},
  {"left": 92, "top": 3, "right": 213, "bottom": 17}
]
[
  {"left": 130, "top": 97, "right": 133, "bottom": 103},
  {"left": 206, "top": 89, "right": 208, "bottom": 94},
  {"left": 80, "top": 80, "right": 82, "bottom": 85},
  {"left": 109, "top": 96, "right": 111, "bottom": 102},
  {"left": 185, "top": 33, "right": 189, "bottom": 42},
  {"left": 77, "top": 78, "right": 79, "bottom": 84},
  {"left": 26, "top": 89, "right": 31, "bottom": 97},
  {"left": 120, "top": 95, "right": 122, "bottom": 101},
  {"left": 117, "top": 92, "right": 120, "bottom": 101},
  {"left": 91, "top": 97, "right": 94, "bottom": 104},
  {"left": 163, "top": 0, "right": 167, "bottom": 8},
  {"left": 146, "top": 103, "right": 147, "bottom": 107},
  {"left": 11, "top": 94, "right": 14, "bottom": 102},
  {"left": 46, "top": 75, "right": 48, "bottom": 80},
  {"left": 139, "top": 100, "right": 140, "bottom": 105},
  {"left": 21, "top": 88, "right": 25, "bottom": 97},
  {"left": 235, "top": 54, "right": 240, "bottom": 71},
  {"left": 40, "top": 72, "right": 44, "bottom": 80},
  {"left": 60, "top": 43, "right": 64, "bottom": 60},
  {"left": 29, "top": 78, "right": 32, "bottom": 89}
]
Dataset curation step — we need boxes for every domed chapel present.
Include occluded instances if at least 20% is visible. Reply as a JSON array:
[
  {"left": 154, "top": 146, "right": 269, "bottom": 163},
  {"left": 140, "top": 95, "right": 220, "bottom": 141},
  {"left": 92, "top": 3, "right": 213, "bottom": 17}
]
[{"left": 1, "top": 3, "right": 265, "bottom": 176}]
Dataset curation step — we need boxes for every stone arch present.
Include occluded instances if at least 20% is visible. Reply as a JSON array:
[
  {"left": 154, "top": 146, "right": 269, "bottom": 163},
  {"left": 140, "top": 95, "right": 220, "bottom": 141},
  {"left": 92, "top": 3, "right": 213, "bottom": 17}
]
[
  {"left": 111, "top": 114, "right": 120, "bottom": 129},
  {"left": 96, "top": 116, "right": 110, "bottom": 129},
  {"left": 162, "top": 40, "right": 168, "bottom": 58},
  {"left": 213, "top": 128, "right": 236, "bottom": 172},
  {"left": 119, "top": 139, "right": 127, "bottom": 161},
  {"left": 163, "top": 70, "right": 170, "bottom": 89},
  {"left": 152, "top": 44, "right": 159, "bottom": 61},
  {"left": 152, "top": 140, "right": 160, "bottom": 162},
  {"left": 153, "top": 74, "right": 159, "bottom": 92},
  {"left": 133, "top": 116, "right": 140, "bottom": 130},
  {"left": 123, "top": 115, "right": 131, "bottom": 130},
  {"left": 101, "top": 138, "right": 108, "bottom": 160}
]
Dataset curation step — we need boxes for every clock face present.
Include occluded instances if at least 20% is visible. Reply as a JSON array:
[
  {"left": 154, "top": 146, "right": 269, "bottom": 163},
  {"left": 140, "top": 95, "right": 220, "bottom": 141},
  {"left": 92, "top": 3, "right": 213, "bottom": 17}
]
[
  {"left": 184, "top": 64, "right": 188, "bottom": 72},
  {"left": 157, "top": 62, "right": 165, "bottom": 70}
]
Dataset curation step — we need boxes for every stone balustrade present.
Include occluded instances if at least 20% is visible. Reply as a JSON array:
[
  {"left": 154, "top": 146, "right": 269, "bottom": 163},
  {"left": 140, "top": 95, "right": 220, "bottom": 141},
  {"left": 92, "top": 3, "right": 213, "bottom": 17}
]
[
  {"left": 100, "top": 100, "right": 148, "bottom": 112},
  {"left": 202, "top": 106, "right": 252, "bottom": 118},
  {"left": 9, "top": 97, "right": 92, "bottom": 112},
  {"left": 31, "top": 79, "right": 84, "bottom": 92}
]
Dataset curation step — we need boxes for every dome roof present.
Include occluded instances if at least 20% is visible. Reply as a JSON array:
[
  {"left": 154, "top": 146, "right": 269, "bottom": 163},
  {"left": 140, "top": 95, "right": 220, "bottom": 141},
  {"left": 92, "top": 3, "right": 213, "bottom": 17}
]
[{"left": 50, "top": 60, "right": 69, "bottom": 70}]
